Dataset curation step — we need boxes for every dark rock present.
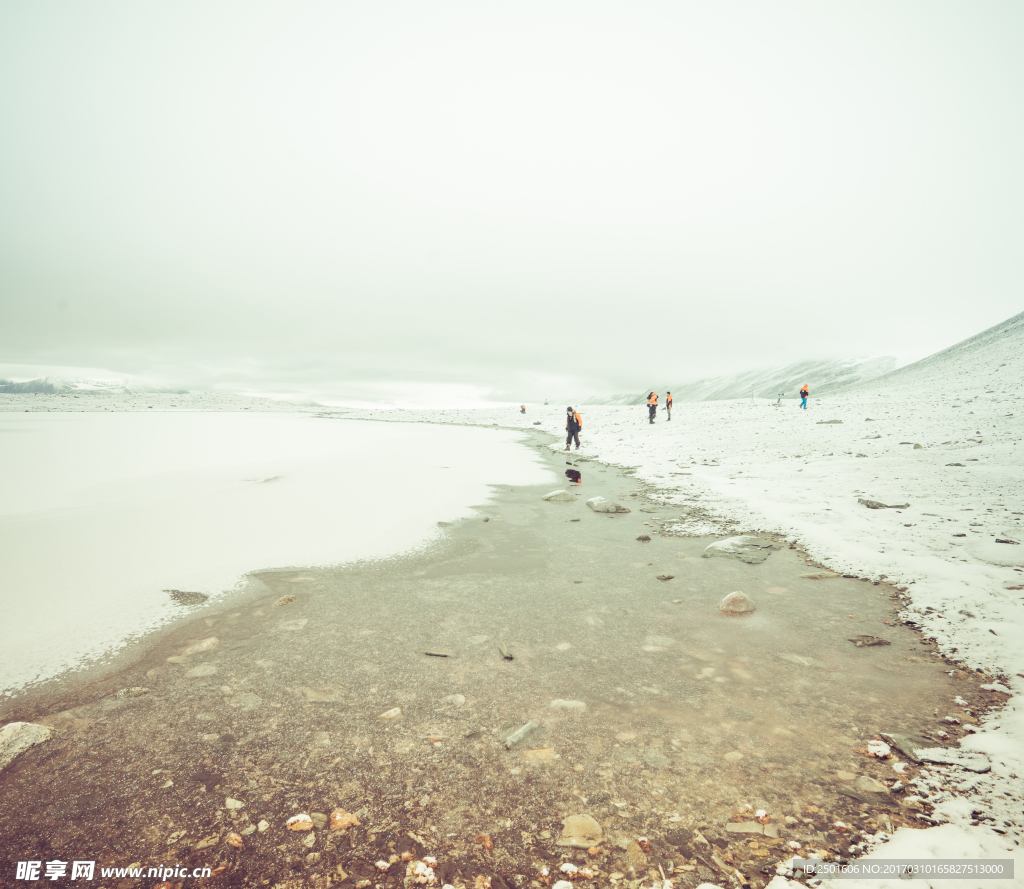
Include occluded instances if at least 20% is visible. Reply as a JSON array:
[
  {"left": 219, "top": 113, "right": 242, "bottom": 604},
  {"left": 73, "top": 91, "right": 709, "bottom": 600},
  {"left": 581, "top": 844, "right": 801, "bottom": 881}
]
[
  {"left": 848, "top": 635, "right": 891, "bottom": 647},
  {"left": 665, "top": 828, "right": 693, "bottom": 848}
]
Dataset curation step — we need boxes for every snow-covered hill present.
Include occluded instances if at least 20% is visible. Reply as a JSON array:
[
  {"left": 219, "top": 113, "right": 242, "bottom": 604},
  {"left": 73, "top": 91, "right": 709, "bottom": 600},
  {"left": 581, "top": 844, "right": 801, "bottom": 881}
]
[
  {"left": 589, "top": 356, "right": 896, "bottom": 405},
  {"left": 850, "top": 309, "right": 1024, "bottom": 398},
  {"left": 0, "top": 375, "right": 185, "bottom": 395}
]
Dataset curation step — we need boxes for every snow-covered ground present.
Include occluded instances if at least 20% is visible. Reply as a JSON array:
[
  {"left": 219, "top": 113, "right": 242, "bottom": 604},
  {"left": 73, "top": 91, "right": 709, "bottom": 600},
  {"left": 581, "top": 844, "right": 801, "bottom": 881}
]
[{"left": 330, "top": 312, "right": 1024, "bottom": 881}]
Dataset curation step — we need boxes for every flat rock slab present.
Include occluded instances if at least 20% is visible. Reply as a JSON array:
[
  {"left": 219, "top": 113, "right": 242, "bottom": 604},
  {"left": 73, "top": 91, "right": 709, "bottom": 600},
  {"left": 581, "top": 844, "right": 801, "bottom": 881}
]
[
  {"left": 702, "top": 536, "right": 777, "bottom": 564},
  {"left": 542, "top": 490, "right": 577, "bottom": 503},
  {"left": 557, "top": 814, "right": 603, "bottom": 848},
  {"left": 586, "top": 496, "right": 630, "bottom": 514},
  {"left": 0, "top": 722, "right": 53, "bottom": 771},
  {"left": 881, "top": 732, "right": 991, "bottom": 773},
  {"left": 858, "top": 498, "right": 909, "bottom": 509}
]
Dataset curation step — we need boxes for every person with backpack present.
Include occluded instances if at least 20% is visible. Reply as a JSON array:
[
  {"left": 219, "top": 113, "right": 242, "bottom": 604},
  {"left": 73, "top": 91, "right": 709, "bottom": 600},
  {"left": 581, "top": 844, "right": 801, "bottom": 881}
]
[
  {"left": 666, "top": 391, "right": 673, "bottom": 421},
  {"left": 565, "top": 406, "right": 582, "bottom": 450},
  {"left": 799, "top": 384, "right": 809, "bottom": 410},
  {"left": 647, "top": 392, "right": 658, "bottom": 424}
]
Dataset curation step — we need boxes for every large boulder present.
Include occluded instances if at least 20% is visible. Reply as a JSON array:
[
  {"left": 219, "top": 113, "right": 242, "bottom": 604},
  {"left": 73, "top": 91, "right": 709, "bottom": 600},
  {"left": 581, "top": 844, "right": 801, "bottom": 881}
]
[
  {"left": 542, "top": 490, "right": 577, "bottom": 502},
  {"left": 586, "top": 496, "right": 630, "bottom": 514},
  {"left": 719, "top": 591, "right": 756, "bottom": 614},
  {"left": 0, "top": 722, "right": 53, "bottom": 771},
  {"left": 702, "top": 536, "right": 777, "bottom": 564}
]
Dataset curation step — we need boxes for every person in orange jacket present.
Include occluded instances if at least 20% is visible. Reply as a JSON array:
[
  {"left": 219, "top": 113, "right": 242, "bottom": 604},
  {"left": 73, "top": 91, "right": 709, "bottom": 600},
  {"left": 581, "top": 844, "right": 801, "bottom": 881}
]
[
  {"left": 565, "top": 406, "right": 582, "bottom": 450},
  {"left": 520, "top": 404, "right": 526, "bottom": 414},
  {"left": 799, "top": 384, "right": 809, "bottom": 410},
  {"left": 666, "top": 391, "right": 673, "bottom": 421},
  {"left": 647, "top": 392, "right": 658, "bottom": 424}
]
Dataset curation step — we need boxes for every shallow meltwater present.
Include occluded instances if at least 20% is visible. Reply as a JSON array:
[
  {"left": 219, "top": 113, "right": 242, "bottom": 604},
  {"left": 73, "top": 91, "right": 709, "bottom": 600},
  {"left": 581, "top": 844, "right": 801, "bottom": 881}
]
[{"left": 0, "top": 440, "right": 999, "bottom": 887}]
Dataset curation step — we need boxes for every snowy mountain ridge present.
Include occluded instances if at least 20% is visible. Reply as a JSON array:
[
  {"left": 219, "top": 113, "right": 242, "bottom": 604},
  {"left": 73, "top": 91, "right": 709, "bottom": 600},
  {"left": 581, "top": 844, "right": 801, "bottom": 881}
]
[
  {"left": 586, "top": 355, "right": 897, "bottom": 405},
  {"left": 850, "top": 309, "right": 1024, "bottom": 398},
  {"left": 0, "top": 375, "right": 186, "bottom": 395}
]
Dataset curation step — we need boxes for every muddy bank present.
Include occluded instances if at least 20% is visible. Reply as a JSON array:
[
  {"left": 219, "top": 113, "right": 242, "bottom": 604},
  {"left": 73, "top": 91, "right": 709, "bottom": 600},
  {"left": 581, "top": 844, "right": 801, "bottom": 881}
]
[{"left": 0, "top": 436, "right": 1005, "bottom": 888}]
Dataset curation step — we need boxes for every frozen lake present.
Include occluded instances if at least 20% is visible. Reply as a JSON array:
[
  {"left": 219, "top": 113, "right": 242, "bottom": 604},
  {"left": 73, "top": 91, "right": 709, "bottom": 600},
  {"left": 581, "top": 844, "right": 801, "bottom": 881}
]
[{"left": 0, "top": 412, "right": 551, "bottom": 695}]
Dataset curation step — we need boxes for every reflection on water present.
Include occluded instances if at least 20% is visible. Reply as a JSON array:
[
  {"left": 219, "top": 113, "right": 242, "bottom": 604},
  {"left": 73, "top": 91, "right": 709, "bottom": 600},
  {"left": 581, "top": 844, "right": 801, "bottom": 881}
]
[{"left": 0, "top": 445, "right": 997, "bottom": 887}]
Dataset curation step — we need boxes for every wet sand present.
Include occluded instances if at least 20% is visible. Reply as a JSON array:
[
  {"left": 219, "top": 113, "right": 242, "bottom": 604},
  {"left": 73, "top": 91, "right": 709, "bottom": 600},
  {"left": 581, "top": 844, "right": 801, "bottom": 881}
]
[{"left": 0, "top": 434, "right": 1004, "bottom": 888}]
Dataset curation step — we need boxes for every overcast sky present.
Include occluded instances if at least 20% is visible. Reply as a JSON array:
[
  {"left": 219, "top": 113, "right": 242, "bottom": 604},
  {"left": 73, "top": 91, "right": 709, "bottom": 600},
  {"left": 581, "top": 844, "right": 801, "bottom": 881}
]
[{"left": 2, "top": 1, "right": 1022, "bottom": 404}]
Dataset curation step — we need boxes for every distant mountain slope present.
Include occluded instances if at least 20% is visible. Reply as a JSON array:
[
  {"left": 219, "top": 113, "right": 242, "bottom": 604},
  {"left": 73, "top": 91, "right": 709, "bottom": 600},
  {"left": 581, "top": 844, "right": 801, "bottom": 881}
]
[
  {"left": 848, "top": 310, "right": 1024, "bottom": 398},
  {"left": 0, "top": 376, "right": 185, "bottom": 394},
  {"left": 586, "top": 356, "right": 896, "bottom": 405}
]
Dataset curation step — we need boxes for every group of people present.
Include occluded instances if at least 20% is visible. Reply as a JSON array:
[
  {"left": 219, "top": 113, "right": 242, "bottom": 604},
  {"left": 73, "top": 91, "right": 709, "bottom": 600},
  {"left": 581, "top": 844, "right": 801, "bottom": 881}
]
[
  {"left": 556, "top": 382, "right": 808, "bottom": 452},
  {"left": 646, "top": 391, "right": 672, "bottom": 423}
]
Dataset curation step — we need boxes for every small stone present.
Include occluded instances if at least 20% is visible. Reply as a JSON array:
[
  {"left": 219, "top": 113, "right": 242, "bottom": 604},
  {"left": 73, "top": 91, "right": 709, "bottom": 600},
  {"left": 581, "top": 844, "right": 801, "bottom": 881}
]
[
  {"left": 273, "top": 595, "right": 297, "bottom": 607},
  {"left": 443, "top": 693, "right": 467, "bottom": 705},
  {"left": 520, "top": 747, "right": 557, "bottom": 762},
  {"left": 186, "top": 665, "right": 218, "bottom": 678},
  {"left": 225, "top": 832, "right": 243, "bottom": 847},
  {"left": 849, "top": 635, "right": 891, "bottom": 647},
  {"left": 310, "top": 812, "right": 327, "bottom": 829},
  {"left": 550, "top": 699, "right": 586, "bottom": 710},
  {"left": 557, "top": 814, "right": 603, "bottom": 848},
  {"left": 718, "top": 591, "right": 756, "bottom": 614},
  {"left": 502, "top": 722, "right": 540, "bottom": 749},
  {"left": 543, "top": 490, "right": 577, "bottom": 502},
  {"left": 240, "top": 824, "right": 256, "bottom": 836},
  {"left": 306, "top": 852, "right": 321, "bottom": 865},
  {"left": 302, "top": 831, "right": 316, "bottom": 848},
  {"left": 329, "top": 809, "right": 360, "bottom": 831},
  {"left": 724, "top": 751, "right": 743, "bottom": 762},
  {"left": 636, "top": 535, "right": 652, "bottom": 542},
  {"left": 182, "top": 637, "right": 219, "bottom": 656},
  {"left": 656, "top": 574, "right": 674, "bottom": 581},
  {"left": 257, "top": 820, "right": 269, "bottom": 833},
  {"left": 287, "top": 814, "right": 314, "bottom": 831},
  {"left": 379, "top": 707, "right": 402, "bottom": 721},
  {"left": 225, "top": 797, "right": 244, "bottom": 809},
  {"left": 194, "top": 834, "right": 220, "bottom": 850},
  {"left": 115, "top": 686, "right": 149, "bottom": 699},
  {"left": 585, "top": 496, "right": 630, "bottom": 514}
]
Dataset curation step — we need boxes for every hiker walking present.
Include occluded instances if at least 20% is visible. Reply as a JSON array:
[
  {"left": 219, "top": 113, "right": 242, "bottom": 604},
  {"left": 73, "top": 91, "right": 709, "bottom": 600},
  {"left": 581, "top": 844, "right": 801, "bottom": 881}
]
[
  {"left": 799, "top": 383, "right": 809, "bottom": 410},
  {"left": 647, "top": 392, "right": 658, "bottom": 424},
  {"left": 666, "top": 391, "right": 673, "bottom": 421},
  {"left": 520, "top": 404, "right": 526, "bottom": 414},
  {"left": 565, "top": 406, "right": 582, "bottom": 450}
]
